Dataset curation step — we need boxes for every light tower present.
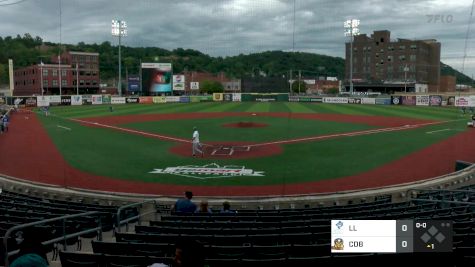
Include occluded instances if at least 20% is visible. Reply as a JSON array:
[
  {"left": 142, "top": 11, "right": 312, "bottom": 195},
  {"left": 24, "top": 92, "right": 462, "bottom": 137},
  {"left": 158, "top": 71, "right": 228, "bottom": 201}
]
[
  {"left": 344, "top": 19, "right": 360, "bottom": 94},
  {"left": 112, "top": 19, "right": 127, "bottom": 96}
]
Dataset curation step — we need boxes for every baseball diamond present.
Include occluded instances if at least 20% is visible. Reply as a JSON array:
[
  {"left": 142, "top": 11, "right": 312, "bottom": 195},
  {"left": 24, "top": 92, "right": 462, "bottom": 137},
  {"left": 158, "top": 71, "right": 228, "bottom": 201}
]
[{"left": 0, "top": 102, "right": 474, "bottom": 197}]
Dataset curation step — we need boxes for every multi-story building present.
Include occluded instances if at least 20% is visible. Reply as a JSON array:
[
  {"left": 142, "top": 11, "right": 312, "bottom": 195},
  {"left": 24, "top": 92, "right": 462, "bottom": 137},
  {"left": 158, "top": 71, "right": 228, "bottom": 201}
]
[
  {"left": 345, "top": 30, "right": 441, "bottom": 93},
  {"left": 13, "top": 51, "right": 100, "bottom": 96}
]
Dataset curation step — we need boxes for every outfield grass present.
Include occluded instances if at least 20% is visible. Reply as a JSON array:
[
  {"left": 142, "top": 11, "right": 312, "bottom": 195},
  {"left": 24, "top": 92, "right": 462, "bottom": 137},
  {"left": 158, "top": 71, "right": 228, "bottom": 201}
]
[{"left": 38, "top": 102, "right": 467, "bottom": 186}]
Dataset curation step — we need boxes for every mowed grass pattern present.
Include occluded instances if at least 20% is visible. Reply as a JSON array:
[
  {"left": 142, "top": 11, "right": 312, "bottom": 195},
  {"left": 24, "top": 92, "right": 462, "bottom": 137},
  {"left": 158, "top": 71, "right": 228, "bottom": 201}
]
[{"left": 38, "top": 102, "right": 468, "bottom": 186}]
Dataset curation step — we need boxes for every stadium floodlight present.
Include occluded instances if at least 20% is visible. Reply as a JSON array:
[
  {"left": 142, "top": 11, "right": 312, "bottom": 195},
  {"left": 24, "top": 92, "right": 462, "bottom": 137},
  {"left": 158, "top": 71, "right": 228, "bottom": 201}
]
[
  {"left": 344, "top": 19, "right": 360, "bottom": 94},
  {"left": 112, "top": 19, "right": 127, "bottom": 96}
]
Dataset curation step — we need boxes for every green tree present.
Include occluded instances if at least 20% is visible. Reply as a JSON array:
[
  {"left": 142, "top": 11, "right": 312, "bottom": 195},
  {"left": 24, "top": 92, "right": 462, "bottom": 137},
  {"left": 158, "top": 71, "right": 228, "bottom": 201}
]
[
  {"left": 200, "top": 80, "right": 223, "bottom": 94},
  {"left": 327, "top": 87, "right": 339, "bottom": 95},
  {"left": 292, "top": 80, "right": 307, "bottom": 93}
]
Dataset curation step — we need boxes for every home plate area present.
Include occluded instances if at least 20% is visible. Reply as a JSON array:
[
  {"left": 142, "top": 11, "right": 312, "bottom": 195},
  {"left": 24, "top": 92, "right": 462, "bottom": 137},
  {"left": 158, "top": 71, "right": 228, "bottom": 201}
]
[{"left": 210, "top": 145, "right": 251, "bottom": 156}]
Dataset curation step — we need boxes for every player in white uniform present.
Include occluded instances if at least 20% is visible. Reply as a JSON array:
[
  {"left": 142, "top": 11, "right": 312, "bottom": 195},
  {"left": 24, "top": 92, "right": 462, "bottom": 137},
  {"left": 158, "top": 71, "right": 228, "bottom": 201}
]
[{"left": 192, "top": 127, "right": 204, "bottom": 157}]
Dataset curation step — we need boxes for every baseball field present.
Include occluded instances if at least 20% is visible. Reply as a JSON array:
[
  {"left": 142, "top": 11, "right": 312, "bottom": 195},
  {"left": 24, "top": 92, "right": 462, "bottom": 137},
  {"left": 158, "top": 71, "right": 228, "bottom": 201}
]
[{"left": 1, "top": 102, "right": 474, "bottom": 197}]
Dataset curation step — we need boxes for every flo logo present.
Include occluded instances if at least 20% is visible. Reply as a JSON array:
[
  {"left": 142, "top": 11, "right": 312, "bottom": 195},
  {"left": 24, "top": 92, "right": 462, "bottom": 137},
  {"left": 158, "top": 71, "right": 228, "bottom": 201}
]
[{"left": 149, "top": 163, "right": 265, "bottom": 179}]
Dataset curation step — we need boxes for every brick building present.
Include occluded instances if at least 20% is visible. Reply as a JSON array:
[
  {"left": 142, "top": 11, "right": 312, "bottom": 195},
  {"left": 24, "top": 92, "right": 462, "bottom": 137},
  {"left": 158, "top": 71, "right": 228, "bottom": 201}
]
[
  {"left": 345, "top": 30, "right": 441, "bottom": 93},
  {"left": 439, "top": 75, "right": 456, "bottom": 92},
  {"left": 14, "top": 51, "right": 100, "bottom": 96}
]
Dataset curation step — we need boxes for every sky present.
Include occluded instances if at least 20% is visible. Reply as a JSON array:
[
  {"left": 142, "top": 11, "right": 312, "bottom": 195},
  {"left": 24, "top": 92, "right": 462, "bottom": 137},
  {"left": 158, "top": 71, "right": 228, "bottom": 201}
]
[{"left": 0, "top": 0, "right": 474, "bottom": 79}]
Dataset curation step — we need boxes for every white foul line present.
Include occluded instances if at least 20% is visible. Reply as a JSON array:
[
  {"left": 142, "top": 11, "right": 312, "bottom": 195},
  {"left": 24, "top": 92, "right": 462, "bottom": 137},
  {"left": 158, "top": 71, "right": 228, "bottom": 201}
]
[
  {"left": 70, "top": 118, "right": 191, "bottom": 143},
  {"left": 57, "top": 125, "right": 71, "bottom": 131},
  {"left": 426, "top": 128, "right": 451, "bottom": 134}
]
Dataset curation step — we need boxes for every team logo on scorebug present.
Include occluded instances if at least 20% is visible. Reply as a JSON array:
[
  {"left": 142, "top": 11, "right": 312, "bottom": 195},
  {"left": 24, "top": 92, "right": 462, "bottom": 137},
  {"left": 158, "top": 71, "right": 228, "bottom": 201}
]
[{"left": 149, "top": 163, "right": 264, "bottom": 179}]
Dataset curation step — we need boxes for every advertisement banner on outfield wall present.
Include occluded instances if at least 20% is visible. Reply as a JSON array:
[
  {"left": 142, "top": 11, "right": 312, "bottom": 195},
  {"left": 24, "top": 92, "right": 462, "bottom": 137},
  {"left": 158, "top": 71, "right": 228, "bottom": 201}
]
[
  {"left": 455, "top": 96, "right": 471, "bottom": 107},
  {"left": 49, "top": 95, "right": 62, "bottom": 106},
  {"left": 179, "top": 96, "right": 190, "bottom": 103},
  {"left": 429, "top": 95, "right": 442, "bottom": 106},
  {"left": 61, "top": 96, "right": 71, "bottom": 106},
  {"left": 126, "top": 97, "right": 139, "bottom": 104},
  {"left": 447, "top": 96, "right": 455, "bottom": 106},
  {"left": 71, "top": 95, "right": 82, "bottom": 106},
  {"left": 111, "top": 97, "right": 126, "bottom": 104},
  {"left": 82, "top": 95, "right": 92, "bottom": 105},
  {"left": 391, "top": 96, "right": 402, "bottom": 105},
  {"left": 288, "top": 96, "right": 299, "bottom": 102},
  {"left": 139, "top": 97, "right": 153, "bottom": 104},
  {"left": 376, "top": 98, "right": 391, "bottom": 105},
  {"left": 92, "top": 95, "right": 103, "bottom": 105},
  {"left": 213, "top": 93, "right": 223, "bottom": 101},
  {"left": 361, "top": 98, "right": 376, "bottom": 105},
  {"left": 402, "top": 96, "right": 416, "bottom": 105},
  {"left": 102, "top": 95, "right": 111, "bottom": 104},
  {"left": 165, "top": 96, "right": 180, "bottom": 103},
  {"left": 232, "top": 93, "right": 241, "bottom": 102},
  {"left": 190, "top": 96, "right": 213, "bottom": 102},
  {"left": 323, "top": 97, "right": 348, "bottom": 104},
  {"left": 348, "top": 98, "right": 362, "bottom": 104},
  {"left": 223, "top": 93, "right": 232, "bottom": 101},
  {"left": 24, "top": 97, "right": 37, "bottom": 107},
  {"left": 298, "top": 97, "right": 321, "bottom": 102},
  {"left": 153, "top": 96, "right": 166, "bottom": 104},
  {"left": 36, "top": 96, "right": 50, "bottom": 107},
  {"left": 416, "top": 95, "right": 430, "bottom": 106}
]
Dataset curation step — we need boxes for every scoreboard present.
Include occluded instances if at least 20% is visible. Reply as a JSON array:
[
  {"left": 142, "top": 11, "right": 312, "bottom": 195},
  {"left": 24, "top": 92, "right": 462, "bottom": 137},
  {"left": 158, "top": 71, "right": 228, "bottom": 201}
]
[{"left": 331, "top": 220, "right": 453, "bottom": 253}]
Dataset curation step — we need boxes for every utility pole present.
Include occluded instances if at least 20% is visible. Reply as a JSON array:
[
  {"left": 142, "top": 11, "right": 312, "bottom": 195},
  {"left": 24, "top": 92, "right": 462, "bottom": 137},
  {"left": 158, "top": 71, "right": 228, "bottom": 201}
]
[
  {"left": 404, "top": 64, "right": 409, "bottom": 93},
  {"left": 76, "top": 63, "right": 79, "bottom": 95},
  {"left": 289, "top": 69, "right": 293, "bottom": 94},
  {"left": 298, "top": 70, "right": 301, "bottom": 94},
  {"left": 59, "top": 0, "right": 62, "bottom": 96}
]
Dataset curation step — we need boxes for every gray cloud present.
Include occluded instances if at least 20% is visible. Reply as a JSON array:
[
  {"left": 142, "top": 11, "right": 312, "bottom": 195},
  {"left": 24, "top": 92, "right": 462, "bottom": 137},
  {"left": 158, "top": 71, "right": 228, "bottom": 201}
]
[{"left": 0, "top": 0, "right": 474, "bottom": 79}]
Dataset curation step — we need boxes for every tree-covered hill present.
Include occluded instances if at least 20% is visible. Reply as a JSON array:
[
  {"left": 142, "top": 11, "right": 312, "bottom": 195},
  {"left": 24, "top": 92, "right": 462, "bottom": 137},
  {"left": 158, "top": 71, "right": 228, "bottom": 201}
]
[{"left": 0, "top": 34, "right": 473, "bottom": 87}]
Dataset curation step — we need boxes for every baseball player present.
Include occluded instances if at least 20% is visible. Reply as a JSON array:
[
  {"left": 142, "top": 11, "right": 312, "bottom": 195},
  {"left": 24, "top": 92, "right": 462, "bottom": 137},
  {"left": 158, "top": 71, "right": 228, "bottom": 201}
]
[{"left": 192, "top": 127, "right": 204, "bottom": 157}]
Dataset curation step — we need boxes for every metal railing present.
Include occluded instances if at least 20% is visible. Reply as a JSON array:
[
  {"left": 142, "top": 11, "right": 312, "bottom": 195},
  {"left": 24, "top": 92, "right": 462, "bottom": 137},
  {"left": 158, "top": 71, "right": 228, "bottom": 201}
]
[
  {"left": 116, "top": 199, "right": 158, "bottom": 233},
  {"left": 407, "top": 188, "right": 475, "bottom": 201},
  {"left": 411, "top": 198, "right": 475, "bottom": 206},
  {"left": 3, "top": 211, "right": 104, "bottom": 267}
]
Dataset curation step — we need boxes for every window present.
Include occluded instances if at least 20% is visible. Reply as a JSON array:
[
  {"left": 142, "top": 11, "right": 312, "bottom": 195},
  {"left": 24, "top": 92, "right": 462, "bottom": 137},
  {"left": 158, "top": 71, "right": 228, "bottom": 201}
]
[
  {"left": 62, "top": 80, "right": 67, "bottom": 86},
  {"left": 399, "top": 55, "right": 406, "bottom": 61},
  {"left": 80, "top": 80, "right": 85, "bottom": 85},
  {"left": 387, "top": 56, "right": 393, "bottom": 62},
  {"left": 52, "top": 70, "right": 58, "bottom": 76},
  {"left": 410, "top": 55, "right": 416, "bottom": 62},
  {"left": 399, "top": 45, "right": 405, "bottom": 50},
  {"left": 43, "top": 80, "right": 48, "bottom": 87},
  {"left": 43, "top": 69, "right": 48, "bottom": 76},
  {"left": 62, "top": 70, "right": 67, "bottom": 76},
  {"left": 410, "top": 44, "right": 417, "bottom": 49},
  {"left": 52, "top": 80, "right": 58, "bottom": 86}
]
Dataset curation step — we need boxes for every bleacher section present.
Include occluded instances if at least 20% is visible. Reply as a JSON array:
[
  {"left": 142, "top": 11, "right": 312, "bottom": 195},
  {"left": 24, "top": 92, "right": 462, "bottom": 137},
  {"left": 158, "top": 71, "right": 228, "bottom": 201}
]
[
  {"left": 56, "top": 186, "right": 474, "bottom": 266},
  {"left": 0, "top": 189, "right": 138, "bottom": 266}
]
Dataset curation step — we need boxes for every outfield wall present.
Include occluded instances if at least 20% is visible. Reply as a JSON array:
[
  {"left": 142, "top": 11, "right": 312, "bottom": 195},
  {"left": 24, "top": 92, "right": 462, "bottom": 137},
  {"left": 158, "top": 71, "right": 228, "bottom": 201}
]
[{"left": 3, "top": 93, "right": 474, "bottom": 107}]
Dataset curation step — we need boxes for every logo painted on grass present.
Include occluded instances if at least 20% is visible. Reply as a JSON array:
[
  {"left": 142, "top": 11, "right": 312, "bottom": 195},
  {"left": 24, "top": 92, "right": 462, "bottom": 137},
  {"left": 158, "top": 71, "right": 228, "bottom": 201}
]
[{"left": 149, "top": 163, "right": 264, "bottom": 179}]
